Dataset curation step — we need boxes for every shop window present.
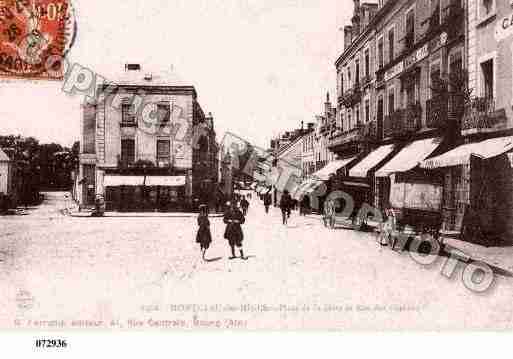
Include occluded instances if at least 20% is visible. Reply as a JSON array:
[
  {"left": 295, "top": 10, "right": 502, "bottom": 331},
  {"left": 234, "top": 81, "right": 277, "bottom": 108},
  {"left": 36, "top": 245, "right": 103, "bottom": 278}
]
[
  {"left": 481, "top": 59, "right": 494, "bottom": 100},
  {"left": 121, "top": 139, "right": 135, "bottom": 165},
  {"left": 356, "top": 105, "right": 360, "bottom": 127}
]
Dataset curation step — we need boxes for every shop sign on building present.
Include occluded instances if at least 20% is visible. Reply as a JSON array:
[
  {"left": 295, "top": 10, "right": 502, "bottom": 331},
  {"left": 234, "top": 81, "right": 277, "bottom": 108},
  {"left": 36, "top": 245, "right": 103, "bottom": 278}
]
[
  {"left": 385, "top": 62, "right": 403, "bottom": 82},
  {"left": 384, "top": 43, "right": 428, "bottom": 82},
  {"left": 403, "top": 44, "right": 428, "bottom": 70}
]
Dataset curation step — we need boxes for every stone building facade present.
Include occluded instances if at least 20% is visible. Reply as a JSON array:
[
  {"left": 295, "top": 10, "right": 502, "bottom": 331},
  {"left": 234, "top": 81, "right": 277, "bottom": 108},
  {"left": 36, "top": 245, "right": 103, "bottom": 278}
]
[
  {"left": 333, "top": 0, "right": 468, "bottom": 231},
  {"left": 78, "top": 65, "right": 219, "bottom": 212}
]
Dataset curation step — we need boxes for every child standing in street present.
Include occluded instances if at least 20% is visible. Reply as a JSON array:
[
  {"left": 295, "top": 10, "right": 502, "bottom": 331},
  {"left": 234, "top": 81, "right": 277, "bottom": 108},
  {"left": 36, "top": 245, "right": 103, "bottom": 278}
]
[{"left": 196, "top": 205, "right": 212, "bottom": 260}]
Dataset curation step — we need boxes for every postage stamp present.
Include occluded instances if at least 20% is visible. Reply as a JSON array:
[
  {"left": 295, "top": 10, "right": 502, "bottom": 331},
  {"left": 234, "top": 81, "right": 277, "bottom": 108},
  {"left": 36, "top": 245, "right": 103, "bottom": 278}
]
[{"left": 0, "top": 0, "right": 75, "bottom": 80}]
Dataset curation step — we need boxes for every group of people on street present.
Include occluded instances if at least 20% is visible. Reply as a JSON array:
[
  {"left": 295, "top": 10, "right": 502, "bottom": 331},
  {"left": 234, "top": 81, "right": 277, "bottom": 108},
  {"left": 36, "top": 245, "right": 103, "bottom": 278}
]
[
  {"left": 260, "top": 189, "right": 293, "bottom": 225},
  {"left": 195, "top": 193, "right": 251, "bottom": 261}
]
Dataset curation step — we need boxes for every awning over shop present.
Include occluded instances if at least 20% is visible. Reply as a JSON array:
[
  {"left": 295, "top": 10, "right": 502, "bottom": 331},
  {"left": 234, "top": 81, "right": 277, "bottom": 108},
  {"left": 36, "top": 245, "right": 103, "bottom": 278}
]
[
  {"left": 343, "top": 181, "right": 371, "bottom": 188},
  {"left": 375, "top": 138, "right": 442, "bottom": 177},
  {"left": 349, "top": 144, "right": 395, "bottom": 178},
  {"left": 304, "top": 180, "right": 324, "bottom": 194},
  {"left": 311, "top": 157, "right": 356, "bottom": 181},
  {"left": 292, "top": 179, "right": 324, "bottom": 200},
  {"left": 145, "top": 176, "right": 186, "bottom": 187},
  {"left": 420, "top": 136, "right": 513, "bottom": 169},
  {"left": 104, "top": 175, "right": 145, "bottom": 187}
]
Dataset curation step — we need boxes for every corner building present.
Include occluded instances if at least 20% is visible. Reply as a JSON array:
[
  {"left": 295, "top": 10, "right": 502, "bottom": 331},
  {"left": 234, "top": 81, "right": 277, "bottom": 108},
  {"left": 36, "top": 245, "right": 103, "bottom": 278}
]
[{"left": 78, "top": 65, "right": 219, "bottom": 212}]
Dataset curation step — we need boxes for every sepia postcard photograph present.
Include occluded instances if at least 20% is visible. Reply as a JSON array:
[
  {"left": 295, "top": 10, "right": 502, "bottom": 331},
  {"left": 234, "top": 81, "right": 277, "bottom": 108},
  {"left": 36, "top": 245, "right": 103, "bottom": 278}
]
[{"left": 1, "top": 0, "right": 513, "bottom": 342}]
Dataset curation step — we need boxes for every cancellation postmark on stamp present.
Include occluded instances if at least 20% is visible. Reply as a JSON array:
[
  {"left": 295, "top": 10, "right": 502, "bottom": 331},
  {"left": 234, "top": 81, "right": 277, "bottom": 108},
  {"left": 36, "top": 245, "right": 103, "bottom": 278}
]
[{"left": 0, "top": 0, "right": 75, "bottom": 80}]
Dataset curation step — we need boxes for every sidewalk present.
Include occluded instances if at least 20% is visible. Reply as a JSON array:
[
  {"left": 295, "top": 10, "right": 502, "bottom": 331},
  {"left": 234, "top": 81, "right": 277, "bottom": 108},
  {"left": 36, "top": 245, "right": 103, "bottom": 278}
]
[
  {"left": 69, "top": 210, "right": 224, "bottom": 218},
  {"left": 304, "top": 210, "right": 513, "bottom": 274},
  {"left": 442, "top": 237, "right": 513, "bottom": 273}
]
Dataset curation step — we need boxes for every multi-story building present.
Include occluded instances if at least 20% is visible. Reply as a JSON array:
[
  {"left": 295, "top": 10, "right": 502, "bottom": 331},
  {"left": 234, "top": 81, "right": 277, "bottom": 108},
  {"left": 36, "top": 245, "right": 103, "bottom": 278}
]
[
  {"left": 333, "top": 0, "right": 468, "bottom": 229},
  {"left": 420, "top": 0, "right": 513, "bottom": 243},
  {"left": 315, "top": 93, "right": 338, "bottom": 170},
  {"left": 301, "top": 122, "right": 316, "bottom": 179},
  {"left": 78, "top": 64, "right": 219, "bottom": 212},
  {"left": 270, "top": 134, "right": 304, "bottom": 205}
]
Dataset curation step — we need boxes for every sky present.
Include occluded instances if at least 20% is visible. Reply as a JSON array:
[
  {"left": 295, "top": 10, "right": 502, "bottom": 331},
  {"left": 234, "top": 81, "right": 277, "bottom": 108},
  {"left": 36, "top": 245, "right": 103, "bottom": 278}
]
[{"left": 0, "top": 0, "right": 354, "bottom": 149}]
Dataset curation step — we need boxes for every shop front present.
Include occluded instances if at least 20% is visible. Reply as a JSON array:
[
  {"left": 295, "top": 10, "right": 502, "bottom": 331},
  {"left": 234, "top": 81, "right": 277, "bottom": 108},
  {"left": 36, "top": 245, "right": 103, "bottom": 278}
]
[
  {"left": 420, "top": 135, "right": 513, "bottom": 244},
  {"left": 294, "top": 157, "right": 356, "bottom": 213},
  {"left": 375, "top": 137, "right": 444, "bottom": 232},
  {"left": 104, "top": 175, "right": 187, "bottom": 212},
  {"left": 346, "top": 144, "right": 397, "bottom": 212}
]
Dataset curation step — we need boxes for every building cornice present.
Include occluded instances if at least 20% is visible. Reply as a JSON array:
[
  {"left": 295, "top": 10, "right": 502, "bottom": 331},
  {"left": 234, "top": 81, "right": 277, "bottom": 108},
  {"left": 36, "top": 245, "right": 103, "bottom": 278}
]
[
  {"left": 335, "top": 0, "right": 397, "bottom": 68},
  {"left": 98, "top": 84, "right": 198, "bottom": 97}
]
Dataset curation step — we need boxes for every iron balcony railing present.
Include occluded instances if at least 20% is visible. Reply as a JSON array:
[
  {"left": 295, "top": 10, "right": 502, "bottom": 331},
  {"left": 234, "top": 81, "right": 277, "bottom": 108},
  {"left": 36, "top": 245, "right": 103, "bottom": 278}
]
[
  {"left": 383, "top": 103, "right": 422, "bottom": 138},
  {"left": 442, "top": 0, "right": 464, "bottom": 38},
  {"left": 340, "top": 83, "right": 362, "bottom": 108},
  {"left": 461, "top": 97, "right": 501, "bottom": 133},
  {"left": 328, "top": 121, "right": 379, "bottom": 148}
]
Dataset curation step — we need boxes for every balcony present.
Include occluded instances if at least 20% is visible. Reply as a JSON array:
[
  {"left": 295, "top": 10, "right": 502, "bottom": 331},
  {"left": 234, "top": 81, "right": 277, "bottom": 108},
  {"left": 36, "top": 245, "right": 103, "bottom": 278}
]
[
  {"left": 426, "top": 96, "right": 448, "bottom": 129},
  {"left": 319, "top": 124, "right": 330, "bottom": 134},
  {"left": 383, "top": 103, "right": 422, "bottom": 139},
  {"left": 361, "top": 74, "right": 372, "bottom": 88},
  {"left": 421, "top": 0, "right": 463, "bottom": 42},
  {"left": 340, "top": 84, "right": 362, "bottom": 108},
  {"left": 375, "top": 70, "right": 385, "bottom": 89},
  {"left": 328, "top": 121, "right": 378, "bottom": 150},
  {"left": 442, "top": 0, "right": 464, "bottom": 39},
  {"left": 461, "top": 97, "right": 507, "bottom": 135},
  {"left": 421, "top": 7, "right": 441, "bottom": 40},
  {"left": 359, "top": 121, "right": 379, "bottom": 141}
]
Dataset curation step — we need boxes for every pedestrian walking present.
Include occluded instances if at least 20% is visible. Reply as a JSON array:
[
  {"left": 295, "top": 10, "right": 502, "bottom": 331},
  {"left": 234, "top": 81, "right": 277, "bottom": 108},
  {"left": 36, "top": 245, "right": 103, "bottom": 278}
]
[
  {"left": 280, "top": 190, "right": 292, "bottom": 225},
  {"left": 323, "top": 198, "right": 335, "bottom": 228},
  {"left": 223, "top": 201, "right": 247, "bottom": 260},
  {"left": 264, "top": 192, "right": 272, "bottom": 214},
  {"left": 196, "top": 205, "right": 212, "bottom": 260},
  {"left": 240, "top": 196, "right": 250, "bottom": 216}
]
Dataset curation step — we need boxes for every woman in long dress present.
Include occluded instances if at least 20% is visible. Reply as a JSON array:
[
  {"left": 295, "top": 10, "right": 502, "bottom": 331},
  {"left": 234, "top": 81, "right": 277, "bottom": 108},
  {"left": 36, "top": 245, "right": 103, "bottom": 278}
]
[
  {"left": 224, "top": 201, "right": 247, "bottom": 260},
  {"left": 196, "top": 205, "right": 212, "bottom": 260}
]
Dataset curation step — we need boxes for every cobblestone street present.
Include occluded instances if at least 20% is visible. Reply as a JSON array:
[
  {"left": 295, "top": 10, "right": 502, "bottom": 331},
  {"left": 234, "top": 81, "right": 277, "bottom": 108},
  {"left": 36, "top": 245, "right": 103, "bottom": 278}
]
[{"left": 1, "top": 192, "right": 512, "bottom": 330}]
